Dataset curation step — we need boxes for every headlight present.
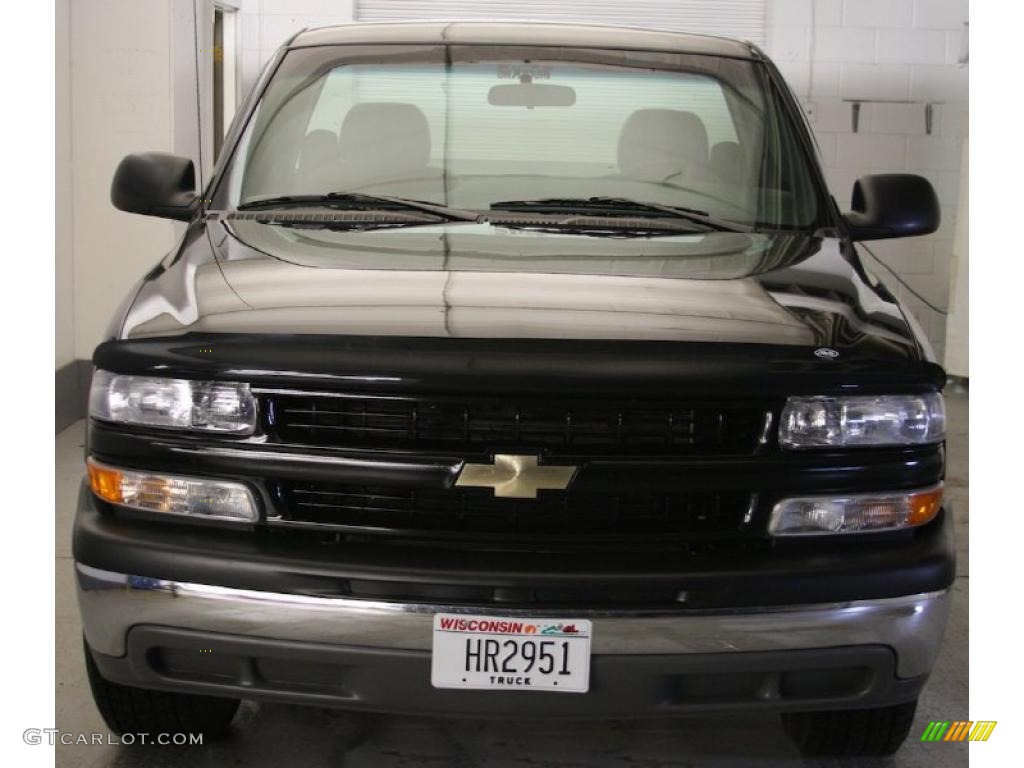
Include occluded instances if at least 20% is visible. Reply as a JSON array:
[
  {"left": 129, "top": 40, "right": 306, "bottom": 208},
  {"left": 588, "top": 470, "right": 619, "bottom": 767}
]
[
  {"left": 89, "top": 370, "right": 257, "bottom": 434},
  {"left": 769, "top": 485, "right": 943, "bottom": 536},
  {"left": 779, "top": 393, "right": 944, "bottom": 449},
  {"left": 87, "top": 458, "right": 258, "bottom": 522}
]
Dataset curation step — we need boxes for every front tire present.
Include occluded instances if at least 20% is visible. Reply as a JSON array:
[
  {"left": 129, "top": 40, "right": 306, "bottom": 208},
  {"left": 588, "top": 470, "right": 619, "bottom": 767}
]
[
  {"left": 781, "top": 700, "right": 918, "bottom": 757},
  {"left": 84, "top": 638, "right": 240, "bottom": 739}
]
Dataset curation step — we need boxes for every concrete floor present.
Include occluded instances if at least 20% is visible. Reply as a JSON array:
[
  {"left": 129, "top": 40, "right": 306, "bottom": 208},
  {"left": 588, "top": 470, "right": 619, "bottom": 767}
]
[{"left": 55, "top": 390, "right": 968, "bottom": 767}]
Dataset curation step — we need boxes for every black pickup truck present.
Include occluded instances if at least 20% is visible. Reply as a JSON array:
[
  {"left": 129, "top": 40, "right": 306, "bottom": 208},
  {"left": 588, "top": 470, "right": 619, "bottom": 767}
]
[{"left": 75, "top": 22, "right": 952, "bottom": 758}]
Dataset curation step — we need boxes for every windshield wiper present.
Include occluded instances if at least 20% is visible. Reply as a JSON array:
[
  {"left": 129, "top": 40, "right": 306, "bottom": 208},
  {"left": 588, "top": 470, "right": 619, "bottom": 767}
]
[
  {"left": 237, "top": 192, "right": 480, "bottom": 222},
  {"left": 489, "top": 197, "right": 752, "bottom": 233},
  {"left": 226, "top": 208, "right": 455, "bottom": 232},
  {"left": 481, "top": 219, "right": 712, "bottom": 238}
]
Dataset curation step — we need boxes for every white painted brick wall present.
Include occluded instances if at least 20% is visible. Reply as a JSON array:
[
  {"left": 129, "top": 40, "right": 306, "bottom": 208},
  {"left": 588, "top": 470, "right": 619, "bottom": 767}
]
[
  {"left": 876, "top": 29, "right": 948, "bottom": 65},
  {"left": 767, "top": 0, "right": 969, "bottom": 364},
  {"left": 814, "top": 0, "right": 843, "bottom": 27},
  {"left": 834, "top": 134, "right": 908, "bottom": 170},
  {"left": 844, "top": 0, "right": 913, "bottom": 29},
  {"left": 913, "top": 0, "right": 970, "bottom": 30},
  {"left": 840, "top": 63, "right": 911, "bottom": 99},
  {"left": 911, "top": 64, "right": 968, "bottom": 100},
  {"left": 810, "top": 60, "right": 841, "bottom": 96},
  {"left": 236, "top": 0, "right": 356, "bottom": 96},
  {"left": 814, "top": 26, "right": 876, "bottom": 62}
]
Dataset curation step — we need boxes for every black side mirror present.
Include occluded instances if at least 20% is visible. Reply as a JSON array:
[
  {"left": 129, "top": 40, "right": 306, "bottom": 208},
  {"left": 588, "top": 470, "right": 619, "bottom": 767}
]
[
  {"left": 842, "top": 173, "right": 940, "bottom": 241},
  {"left": 110, "top": 152, "right": 199, "bottom": 221}
]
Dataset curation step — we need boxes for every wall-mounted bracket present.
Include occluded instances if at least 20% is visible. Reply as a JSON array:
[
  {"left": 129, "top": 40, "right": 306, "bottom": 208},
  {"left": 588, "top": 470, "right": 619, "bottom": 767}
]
[{"left": 843, "top": 99, "right": 946, "bottom": 135}]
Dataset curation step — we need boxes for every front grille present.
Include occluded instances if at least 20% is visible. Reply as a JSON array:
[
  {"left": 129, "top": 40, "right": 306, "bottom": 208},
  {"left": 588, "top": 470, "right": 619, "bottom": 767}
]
[
  {"left": 265, "top": 394, "right": 770, "bottom": 457},
  {"left": 272, "top": 481, "right": 755, "bottom": 545}
]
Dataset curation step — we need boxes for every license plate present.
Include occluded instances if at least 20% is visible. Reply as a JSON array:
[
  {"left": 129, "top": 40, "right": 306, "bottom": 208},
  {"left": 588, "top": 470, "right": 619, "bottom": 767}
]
[{"left": 431, "top": 614, "right": 592, "bottom": 693}]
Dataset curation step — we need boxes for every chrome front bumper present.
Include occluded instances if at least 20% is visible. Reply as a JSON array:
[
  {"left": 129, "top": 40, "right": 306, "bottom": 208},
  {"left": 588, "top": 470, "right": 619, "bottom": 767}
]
[{"left": 77, "top": 563, "right": 949, "bottom": 679}]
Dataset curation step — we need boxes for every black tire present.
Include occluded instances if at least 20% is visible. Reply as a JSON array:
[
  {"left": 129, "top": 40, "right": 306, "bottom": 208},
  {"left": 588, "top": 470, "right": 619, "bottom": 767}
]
[
  {"left": 781, "top": 700, "right": 918, "bottom": 757},
  {"left": 84, "top": 638, "right": 240, "bottom": 739}
]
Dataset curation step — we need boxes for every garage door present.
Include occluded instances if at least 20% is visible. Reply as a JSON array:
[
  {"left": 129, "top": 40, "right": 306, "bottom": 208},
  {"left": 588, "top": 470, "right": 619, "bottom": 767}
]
[{"left": 355, "top": 0, "right": 766, "bottom": 47}]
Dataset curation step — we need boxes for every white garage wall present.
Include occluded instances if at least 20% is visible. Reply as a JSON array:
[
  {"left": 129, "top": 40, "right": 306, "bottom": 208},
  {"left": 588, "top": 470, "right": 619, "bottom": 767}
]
[
  {"left": 944, "top": 139, "right": 968, "bottom": 376},
  {"left": 66, "top": 0, "right": 177, "bottom": 362},
  {"left": 56, "top": 0, "right": 74, "bottom": 369}
]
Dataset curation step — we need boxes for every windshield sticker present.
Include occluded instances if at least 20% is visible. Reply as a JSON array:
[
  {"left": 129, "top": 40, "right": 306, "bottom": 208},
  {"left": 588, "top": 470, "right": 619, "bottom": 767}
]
[{"left": 497, "top": 64, "right": 552, "bottom": 80}]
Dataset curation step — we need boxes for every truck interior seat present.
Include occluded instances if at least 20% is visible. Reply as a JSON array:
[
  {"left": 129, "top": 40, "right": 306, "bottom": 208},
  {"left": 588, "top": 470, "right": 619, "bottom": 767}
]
[
  {"left": 710, "top": 140, "right": 746, "bottom": 185},
  {"left": 339, "top": 102, "right": 439, "bottom": 190},
  {"left": 617, "top": 108, "right": 710, "bottom": 183},
  {"left": 296, "top": 129, "right": 341, "bottom": 190}
]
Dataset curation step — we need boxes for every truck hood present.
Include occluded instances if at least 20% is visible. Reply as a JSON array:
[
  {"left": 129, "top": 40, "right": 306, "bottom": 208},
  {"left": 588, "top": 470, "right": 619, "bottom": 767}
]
[{"left": 117, "top": 217, "right": 925, "bottom": 361}]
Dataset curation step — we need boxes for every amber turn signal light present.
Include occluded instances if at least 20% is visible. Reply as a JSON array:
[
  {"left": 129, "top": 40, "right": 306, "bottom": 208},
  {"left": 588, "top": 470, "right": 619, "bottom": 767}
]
[
  {"left": 87, "top": 459, "right": 124, "bottom": 504},
  {"left": 907, "top": 486, "right": 944, "bottom": 527}
]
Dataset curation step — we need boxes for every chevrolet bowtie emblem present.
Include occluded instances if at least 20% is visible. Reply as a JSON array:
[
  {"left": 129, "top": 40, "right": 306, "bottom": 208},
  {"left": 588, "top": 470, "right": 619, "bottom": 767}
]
[{"left": 455, "top": 454, "right": 577, "bottom": 499}]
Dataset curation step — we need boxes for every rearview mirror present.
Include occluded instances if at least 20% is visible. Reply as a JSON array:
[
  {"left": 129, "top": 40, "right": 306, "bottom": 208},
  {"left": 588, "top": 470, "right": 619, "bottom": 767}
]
[
  {"left": 842, "top": 173, "right": 939, "bottom": 241},
  {"left": 488, "top": 82, "right": 576, "bottom": 108},
  {"left": 111, "top": 152, "right": 199, "bottom": 221}
]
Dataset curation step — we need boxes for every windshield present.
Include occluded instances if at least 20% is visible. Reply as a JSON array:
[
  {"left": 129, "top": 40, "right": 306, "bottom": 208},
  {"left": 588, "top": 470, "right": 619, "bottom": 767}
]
[{"left": 219, "top": 44, "right": 826, "bottom": 229}]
